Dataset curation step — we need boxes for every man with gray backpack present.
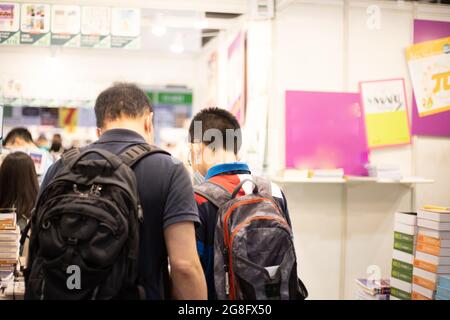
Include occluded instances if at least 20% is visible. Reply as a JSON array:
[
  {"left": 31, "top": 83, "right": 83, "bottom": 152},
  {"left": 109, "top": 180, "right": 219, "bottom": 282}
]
[{"left": 188, "top": 107, "right": 307, "bottom": 300}]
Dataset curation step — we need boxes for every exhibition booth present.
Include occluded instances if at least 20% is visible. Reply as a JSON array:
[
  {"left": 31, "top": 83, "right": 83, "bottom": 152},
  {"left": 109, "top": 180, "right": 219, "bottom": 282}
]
[{"left": 0, "top": 0, "right": 450, "bottom": 300}]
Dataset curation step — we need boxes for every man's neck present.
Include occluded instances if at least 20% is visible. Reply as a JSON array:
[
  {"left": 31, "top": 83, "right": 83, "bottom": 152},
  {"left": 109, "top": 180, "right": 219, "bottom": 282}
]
[{"left": 102, "top": 121, "right": 148, "bottom": 142}]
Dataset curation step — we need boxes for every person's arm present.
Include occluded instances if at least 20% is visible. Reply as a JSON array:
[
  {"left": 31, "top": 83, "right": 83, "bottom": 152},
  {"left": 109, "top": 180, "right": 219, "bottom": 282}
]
[
  {"left": 165, "top": 221, "right": 207, "bottom": 300},
  {"left": 161, "top": 159, "right": 207, "bottom": 300}
]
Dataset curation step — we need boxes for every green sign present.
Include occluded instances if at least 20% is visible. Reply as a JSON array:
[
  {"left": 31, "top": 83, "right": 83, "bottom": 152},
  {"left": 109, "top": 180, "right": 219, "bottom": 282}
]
[
  {"left": 20, "top": 32, "right": 51, "bottom": 46},
  {"left": 81, "top": 35, "right": 111, "bottom": 48},
  {"left": 51, "top": 33, "right": 81, "bottom": 47},
  {"left": 157, "top": 92, "right": 192, "bottom": 105},
  {"left": 0, "top": 31, "right": 20, "bottom": 45},
  {"left": 111, "top": 36, "right": 140, "bottom": 49}
]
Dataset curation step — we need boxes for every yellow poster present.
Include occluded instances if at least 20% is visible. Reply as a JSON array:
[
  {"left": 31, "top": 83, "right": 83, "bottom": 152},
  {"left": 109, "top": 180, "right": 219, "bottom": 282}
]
[
  {"left": 59, "top": 107, "right": 78, "bottom": 129},
  {"left": 406, "top": 37, "right": 450, "bottom": 117},
  {"left": 359, "top": 78, "right": 411, "bottom": 148}
]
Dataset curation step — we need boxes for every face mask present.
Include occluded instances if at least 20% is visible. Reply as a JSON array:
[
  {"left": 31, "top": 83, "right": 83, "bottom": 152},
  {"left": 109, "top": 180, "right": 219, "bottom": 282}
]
[{"left": 193, "top": 171, "right": 205, "bottom": 186}]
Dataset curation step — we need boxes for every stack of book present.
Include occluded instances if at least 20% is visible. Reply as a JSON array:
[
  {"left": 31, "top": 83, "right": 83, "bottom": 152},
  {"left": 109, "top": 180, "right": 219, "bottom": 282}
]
[
  {"left": 366, "top": 164, "right": 402, "bottom": 181},
  {"left": 436, "top": 275, "right": 450, "bottom": 300},
  {"left": 355, "top": 278, "right": 390, "bottom": 300},
  {"left": 412, "top": 205, "right": 450, "bottom": 300},
  {"left": 310, "top": 168, "right": 344, "bottom": 179},
  {"left": 0, "top": 209, "right": 20, "bottom": 275},
  {"left": 390, "top": 212, "right": 417, "bottom": 300}
]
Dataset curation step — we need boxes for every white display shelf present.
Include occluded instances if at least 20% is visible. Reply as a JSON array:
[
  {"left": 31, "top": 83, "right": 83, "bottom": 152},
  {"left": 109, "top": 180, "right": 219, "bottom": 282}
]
[
  {"left": 346, "top": 176, "right": 435, "bottom": 185},
  {"left": 272, "top": 177, "right": 346, "bottom": 184},
  {"left": 272, "top": 175, "right": 434, "bottom": 185}
]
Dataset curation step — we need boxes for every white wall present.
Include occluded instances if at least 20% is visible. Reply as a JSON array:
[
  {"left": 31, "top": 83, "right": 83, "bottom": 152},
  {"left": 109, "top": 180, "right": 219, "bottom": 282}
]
[{"left": 268, "top": 0, "right": 450, "bottom": 300}]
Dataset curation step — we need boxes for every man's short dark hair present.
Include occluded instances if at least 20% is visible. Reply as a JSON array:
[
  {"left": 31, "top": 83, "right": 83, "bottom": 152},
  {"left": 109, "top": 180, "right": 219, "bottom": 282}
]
[
  {"left": 94, "top": 82, "right": 153, "bottom": 128},
  {"left": 3, "top": 128, "right": 33, "bottom": 146},
  {"left": 188, "top": 107, "right": 242, "bottom": 154}
]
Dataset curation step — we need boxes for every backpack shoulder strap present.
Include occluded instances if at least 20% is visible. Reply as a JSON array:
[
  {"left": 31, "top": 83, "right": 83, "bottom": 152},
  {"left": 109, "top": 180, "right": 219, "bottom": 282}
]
[
  {"left": 252, "top": 175, "right": 272, "bottom": 196},
  {"left": 194, "top": 181, "right": 232, "bottom": 209},
  {"left": 120, "top": 143, "right": 170, "bottom": 168},
  {"left": 61, "top": 147, "right": 80, "bottom": 166}
]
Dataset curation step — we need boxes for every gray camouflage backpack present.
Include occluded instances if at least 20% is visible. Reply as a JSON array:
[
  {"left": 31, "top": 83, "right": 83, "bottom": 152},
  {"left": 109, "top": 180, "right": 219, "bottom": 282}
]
[{"left": 194, "top": 176, "right": 308, "bottom": 300}]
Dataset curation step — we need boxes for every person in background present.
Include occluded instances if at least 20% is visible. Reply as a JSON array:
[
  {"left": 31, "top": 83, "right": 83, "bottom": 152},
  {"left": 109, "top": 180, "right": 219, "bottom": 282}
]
[
  {"left": 0, "top": 151, "right": 39, "bottom": 231},
  {"left": 49, "top": 133, "right": 64, "bottom": 161},
  {"left": 2, "top": 127, "right": 53, "bottom": 182},
  {"left": 36, "top": 83, "right": 207, "bottom": 299},
  {"left": 188, "top": 107, "right": 294, "bottom": 299},
  {"left": 35, "top": 134, "right": 49, "bottom": 151}
]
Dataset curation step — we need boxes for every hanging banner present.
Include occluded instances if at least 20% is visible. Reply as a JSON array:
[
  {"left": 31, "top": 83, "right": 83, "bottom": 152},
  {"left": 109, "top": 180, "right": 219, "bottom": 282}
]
[
  {"left": 0, "top": 3, "right": 20, "bottom": 45},
  {"left": 111, "top": 8, "right": 140, "bottom": 49},
  {"left": 407, "top": 36, "right": 450, "bottom": 117},
  {"left": 359, "top": 78, "right": 411, "bottom": 149},
  {"left": 59, "top": 107, "right": 78, "bottom": 129},
  {"left": 50, "top": 5, "right": 81, "bottom": 47},
  {"left": 227, "top": 31, "right": 246, "bottom": 123},
  {"left": 81, "top": 6, "right": 110, "bottom": 48},
  {"left": 20, "top": 3, "right": 51, "bottom": 46}
]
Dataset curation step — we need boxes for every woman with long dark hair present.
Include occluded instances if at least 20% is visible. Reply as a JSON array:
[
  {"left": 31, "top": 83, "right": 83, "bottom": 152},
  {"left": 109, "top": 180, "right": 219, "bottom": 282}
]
[{"left": 0, "top": 151, "right": 39, "bottom": 231}]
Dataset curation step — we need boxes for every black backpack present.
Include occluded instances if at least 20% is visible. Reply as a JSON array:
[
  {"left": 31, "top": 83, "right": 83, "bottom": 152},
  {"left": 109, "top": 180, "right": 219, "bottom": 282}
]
[
  {"left": 194, "top": 176, "right": 308, "bottom": 300},
  {"left": 24, "top": 143, "right": 169, "bottom": 300}
]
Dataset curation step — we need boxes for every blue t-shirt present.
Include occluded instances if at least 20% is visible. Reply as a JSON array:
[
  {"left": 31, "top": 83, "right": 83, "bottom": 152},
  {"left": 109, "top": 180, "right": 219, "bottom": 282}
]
[{"left": 38, "top": 128, "right": 200, "bottom": 299}]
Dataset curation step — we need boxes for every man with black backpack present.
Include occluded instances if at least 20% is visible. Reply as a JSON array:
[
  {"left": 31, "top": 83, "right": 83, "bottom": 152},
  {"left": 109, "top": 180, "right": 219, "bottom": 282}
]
[
  {"left": 24, "top": 83, "right": 207, "bottom": 300},
  {"left": 188, "top": 107, "right": 307, "bottom": 300}
]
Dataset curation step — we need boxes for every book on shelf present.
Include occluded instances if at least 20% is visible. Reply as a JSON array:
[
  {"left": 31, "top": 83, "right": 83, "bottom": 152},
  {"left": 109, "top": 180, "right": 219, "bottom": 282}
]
[
  {"left": 416, "top": 242, "right": 450, "bottom": 257},
  {"left": 411, "top": 290, "right": 432, "bottom": 300},
  {"left": 355, "top": 278, "right": 390, "bottom": 295},
  {"left": 436, "top": 285, "right": 450, "bottom": 300},
  {"left": 0, "top": 211, "right": 16, "bottom": 230},
  {"left": 415, "top": 251, "right": 450, "bottom": 266},
  {"left": 391, "top": 212, "right": 417, "bottom": 300},
  {"left": 418, "top": 227, "right": 450, "bottom": 240},
  {"left": 417, "top": 233, "right": 450, "bottom": 248},
  {"left": 355, "top": 278, "right": 390, "bottom": 300},
  {"left": 418, "top": 208, "right": 450, "bottom": 222},
  {"left": 394, "top": 221, "right": 417, "bottom": 237},
  {"left": 418, "top": 219, "right": 450, "bottom": 232},
  {"left": 438, "top": 275, "right": 450, "bottom": 289},
  {"left": 310, "top": 168, "right": 344, "bottom": 178},
  {"left": 412, "top": 283, "right": 435, "bottom": 300},
  {"left": 390, "top": 279, "right": 411, "bottom": 300},
  {"left": 395, "top": 212, "right": 417, "bottom": 226}
]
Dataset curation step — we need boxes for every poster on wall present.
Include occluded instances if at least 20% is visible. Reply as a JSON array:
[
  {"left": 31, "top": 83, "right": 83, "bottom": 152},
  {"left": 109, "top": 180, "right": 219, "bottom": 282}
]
[
  {"left": 0, "top": 3, "right": 20, "bottom": 45},
  {"left": 285, "top": 90, "right": 369, "bottom": 176},
  {"left": 51, "top": 5, "right": 81, "bottom": 47},
  {"left": 110, "top": 8, "right": 140, "bottom": 49},
  {"left": 359, "top": 78, "right": 411, "bottom": 149},
  {"left": 20, "top": 3, "right": 51, "bottom": 46},
  {"left": 407, "top": 36, "right": 450, "bottom": 118},
  {"left": 81, "top": 6, "right": 111, "bottom": 48},
  {"left": 40, "top": 107, "right": 59, "bottom": 126},
  {"left": 227, "top": 31, "right": 246, "bottom": 123},
  {"left": 411, "top": 19, "right": 450, "bottom": 138}
]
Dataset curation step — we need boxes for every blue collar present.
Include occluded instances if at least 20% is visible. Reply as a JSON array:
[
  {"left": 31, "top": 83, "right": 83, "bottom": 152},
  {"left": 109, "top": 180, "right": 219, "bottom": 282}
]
[{"left": 205, "top": 162, "right": 250, "bottom": 180}]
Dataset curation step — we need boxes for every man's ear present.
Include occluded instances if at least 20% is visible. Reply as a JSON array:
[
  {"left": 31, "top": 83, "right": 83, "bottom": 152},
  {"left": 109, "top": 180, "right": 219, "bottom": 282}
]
[
  {"left": 145, "top": 112, "right": 154, "bottom": 133},
  {"left": 96, "top": 128, "right": 102, "bottom": 138}
]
